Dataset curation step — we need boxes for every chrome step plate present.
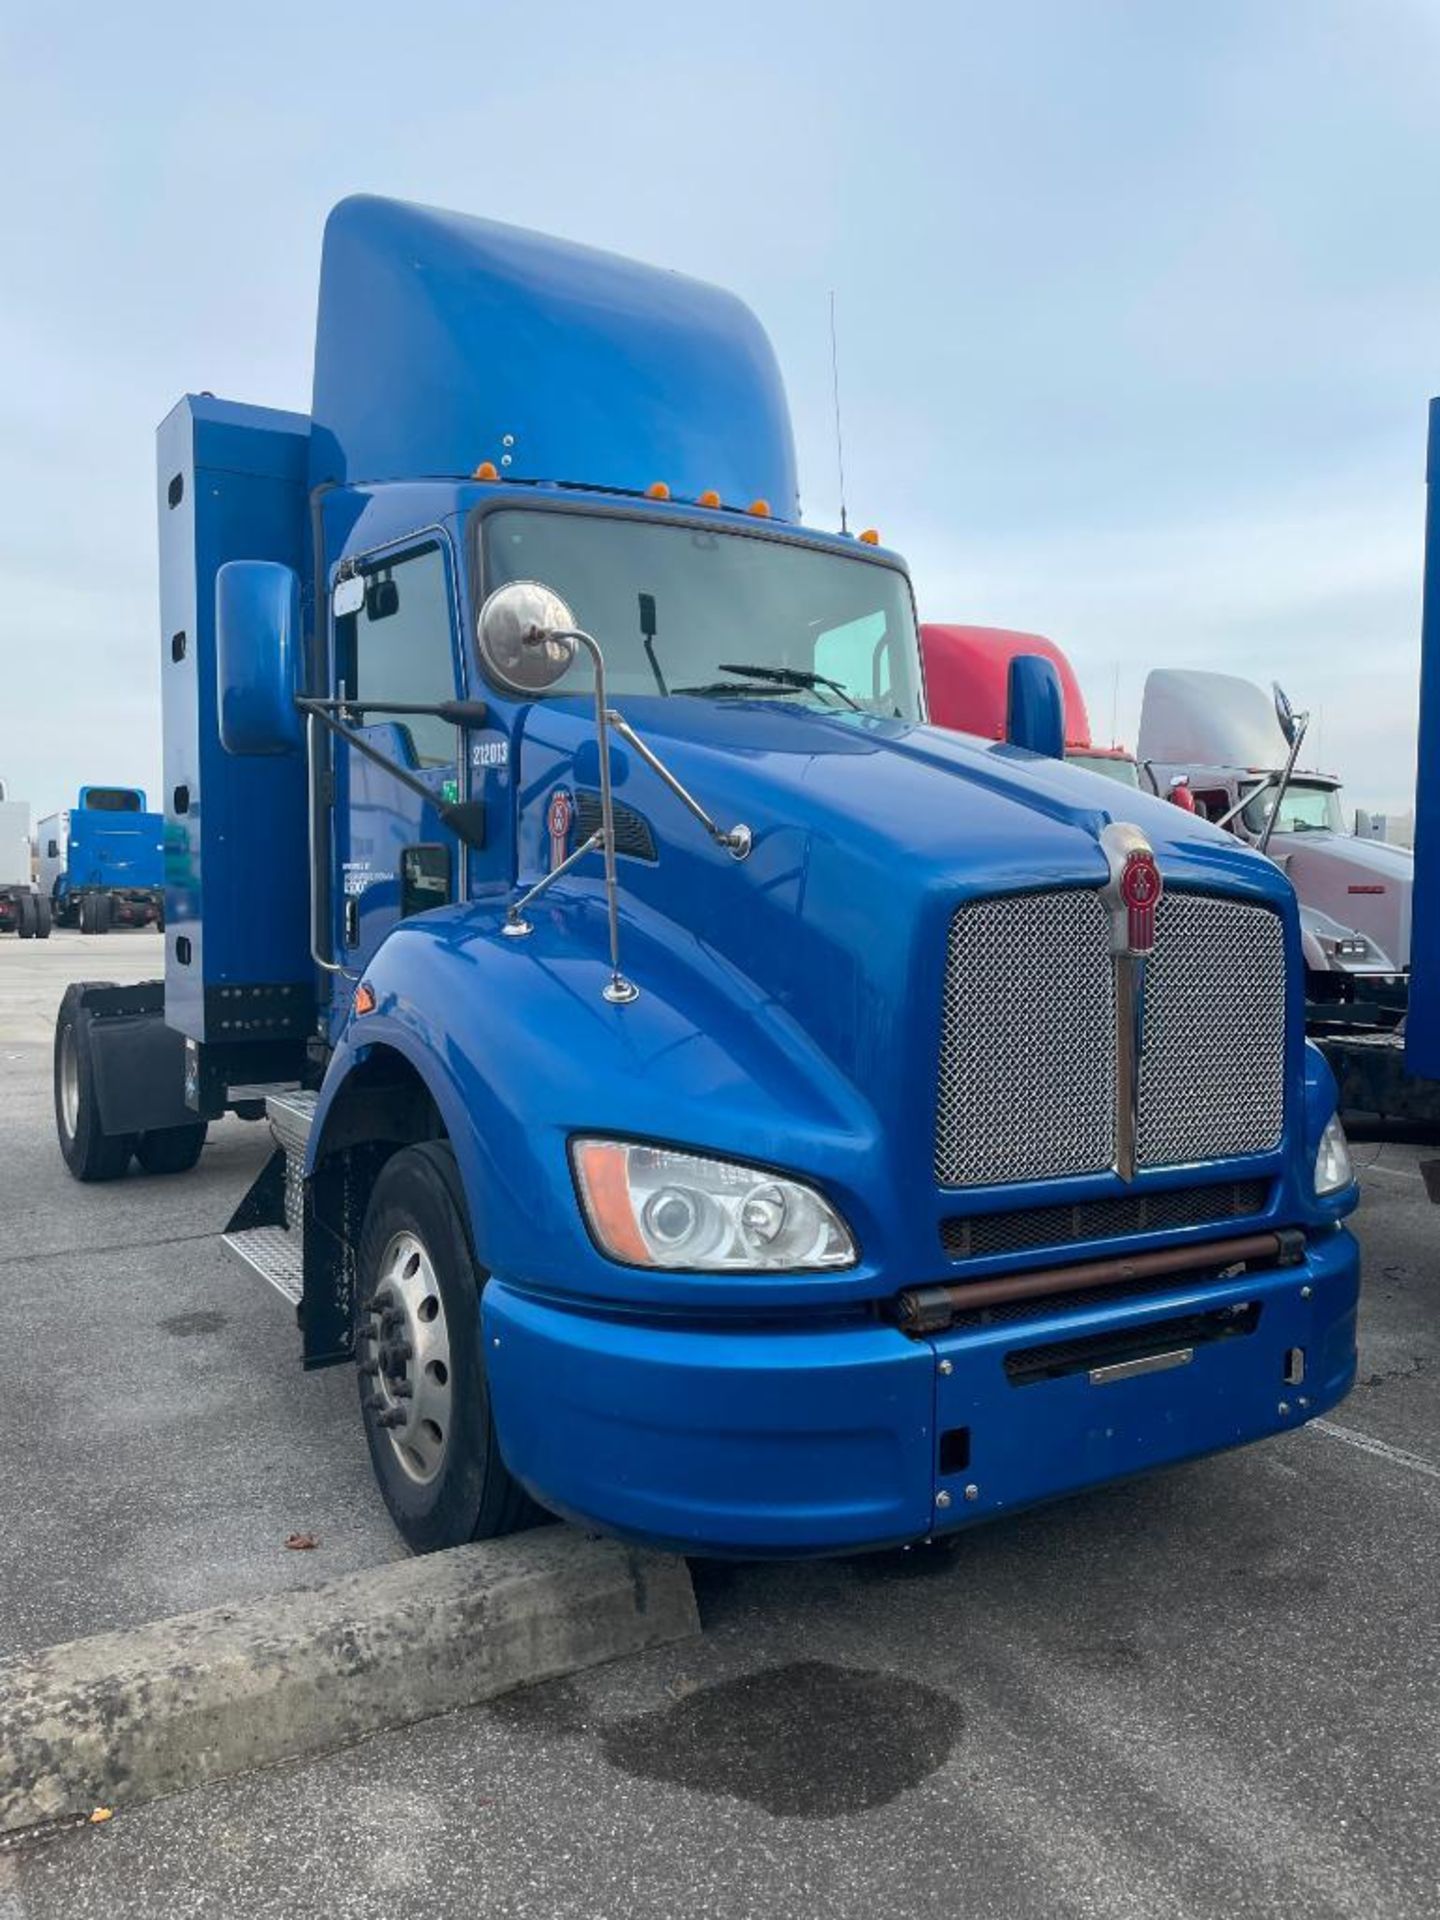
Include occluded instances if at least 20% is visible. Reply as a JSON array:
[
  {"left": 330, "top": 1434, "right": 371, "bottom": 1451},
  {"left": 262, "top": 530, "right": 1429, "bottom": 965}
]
[{"left": 223, "top": 1224, "right": 303, "bottom": 1306}]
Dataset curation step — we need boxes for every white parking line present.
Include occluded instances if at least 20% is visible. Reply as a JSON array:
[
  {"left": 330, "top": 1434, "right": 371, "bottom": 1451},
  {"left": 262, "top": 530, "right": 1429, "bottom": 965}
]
[{"left": 1311, "top": 1418, "right": 1440, "bottom": 1481}]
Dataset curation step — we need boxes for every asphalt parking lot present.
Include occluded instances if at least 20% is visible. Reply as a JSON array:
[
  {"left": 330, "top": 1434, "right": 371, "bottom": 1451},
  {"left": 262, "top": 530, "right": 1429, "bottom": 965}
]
[{"left": 1, "top": 930, "right": 1437, "bottom": 1918}]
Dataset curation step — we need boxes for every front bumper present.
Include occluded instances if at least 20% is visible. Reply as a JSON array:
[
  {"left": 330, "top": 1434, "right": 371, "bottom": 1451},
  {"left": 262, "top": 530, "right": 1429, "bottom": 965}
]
[{"left": 482, "top": 1227, "right": 1359, "bottom": 1557}]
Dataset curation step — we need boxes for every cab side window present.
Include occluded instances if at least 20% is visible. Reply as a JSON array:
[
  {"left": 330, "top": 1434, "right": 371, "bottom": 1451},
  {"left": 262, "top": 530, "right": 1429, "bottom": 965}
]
[{"left": 345, "top": 544, "right": 457, "bottom": 767}]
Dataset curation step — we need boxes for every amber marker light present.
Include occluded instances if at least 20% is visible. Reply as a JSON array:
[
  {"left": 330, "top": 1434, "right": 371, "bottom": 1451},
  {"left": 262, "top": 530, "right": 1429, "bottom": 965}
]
[
  {"left": 571, "top": 1140, "right": 652, "bottom": 1266},
  {"left": 697, "top": 489, "right": 722, "bottom": 509},
  {"left": 472, "top": 461, "right": 500, "bottom": 481},
  {"left": 746, "top": 499, "right": 771, "bottom": 518},
  {"left": 858, "top": 528, "right": 880, "bottom": 545},
  {"left": 645, "top": 481, "right": 671, "bottom": 500},
  {"left": 352, "top": 981, "right": 377, "bottom": 1017}
]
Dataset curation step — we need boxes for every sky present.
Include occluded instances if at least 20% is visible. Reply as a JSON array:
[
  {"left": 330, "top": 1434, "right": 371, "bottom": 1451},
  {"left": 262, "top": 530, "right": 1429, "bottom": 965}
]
[{"left": 2, "top": 0, "right": 1438, "bottom": 820}]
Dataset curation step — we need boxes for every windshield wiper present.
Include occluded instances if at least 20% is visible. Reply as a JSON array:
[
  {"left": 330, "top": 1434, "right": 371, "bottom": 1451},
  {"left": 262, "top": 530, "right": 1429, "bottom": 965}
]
[
  {"left": 673, "top": 680, "right": 808, "bottom": 700},
  {"left": 715, "top": 663, "right": 862, "bottom": 711}
]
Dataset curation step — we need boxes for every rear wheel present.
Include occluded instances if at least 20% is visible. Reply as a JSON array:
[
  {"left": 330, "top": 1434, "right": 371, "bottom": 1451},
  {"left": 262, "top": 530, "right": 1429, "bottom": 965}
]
[
  {"left": 54, "top": 988, "right": 135, "bottom": 1181},
  {"left": 33, "top": 895, "right": 51, "bottom": 939},
  {"left": 17, "top": 893, "right": 35, "bottom": 939},
  {"left": 135, "top": 1123, "right": 207, "bottom": 1175},
  {"left": 355, "top": 1142, "right": 537, "bottom": 1553}
]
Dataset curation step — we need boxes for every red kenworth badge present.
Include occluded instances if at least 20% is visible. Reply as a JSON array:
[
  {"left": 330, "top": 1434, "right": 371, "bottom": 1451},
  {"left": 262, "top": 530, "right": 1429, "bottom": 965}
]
[
  {"left": 547, "top": 789, "right": 574, "bottom": 870},
  {"left": 1119, "top": 847, "right": 1162, "bottom": 955},
  {"left": 1098, "top": 822, "right": 1163, "bottom": 958}
]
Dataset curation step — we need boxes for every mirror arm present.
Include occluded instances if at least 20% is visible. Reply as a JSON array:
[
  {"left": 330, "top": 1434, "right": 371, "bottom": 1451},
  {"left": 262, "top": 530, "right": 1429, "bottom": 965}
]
[
  {"left": 295, "top": 698, "right": 487, "bottom": 850},
  {"left": 604, "top": 712, "right": 752, "bottom": 859},
  {"left": 1256, "top": 710, "right": 1310, "bottom": 856},
  {"left": 300, "top": 696, "right": 489, "bottom": 726}
]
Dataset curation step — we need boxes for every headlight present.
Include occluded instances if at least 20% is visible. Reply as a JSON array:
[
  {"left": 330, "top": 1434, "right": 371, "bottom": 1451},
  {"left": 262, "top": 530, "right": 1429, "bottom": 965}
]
[
  {"left": 571, "top": 1139, "right": 857, "bottom": 1271},
  {"left": 1314, "top": 1113, "right": 1354, "bottom": 1196}
]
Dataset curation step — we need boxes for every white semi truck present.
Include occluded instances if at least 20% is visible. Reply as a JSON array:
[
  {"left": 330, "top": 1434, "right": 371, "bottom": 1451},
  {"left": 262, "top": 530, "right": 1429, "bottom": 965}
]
[
  {"left": 1137, "top": 670, "right": 1410, "bottom": 1023},
  {"left": 0, "top": 779, "right": 50, "bottom": 939}
]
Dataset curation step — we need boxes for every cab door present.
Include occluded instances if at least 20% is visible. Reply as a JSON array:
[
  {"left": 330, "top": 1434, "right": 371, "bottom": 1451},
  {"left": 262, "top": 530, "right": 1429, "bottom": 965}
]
[{"left": 332, "top": 536, "right": 467, "bottom": 977}]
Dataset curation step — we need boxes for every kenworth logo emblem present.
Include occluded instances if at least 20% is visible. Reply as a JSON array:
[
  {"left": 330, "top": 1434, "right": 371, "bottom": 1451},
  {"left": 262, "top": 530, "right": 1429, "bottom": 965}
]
[
  {"left": 547, "top": 789, "right": 574, "bottom": 870},
  {"left": 1099, "top": 823, "right": 1164, "bottom": 1181}
]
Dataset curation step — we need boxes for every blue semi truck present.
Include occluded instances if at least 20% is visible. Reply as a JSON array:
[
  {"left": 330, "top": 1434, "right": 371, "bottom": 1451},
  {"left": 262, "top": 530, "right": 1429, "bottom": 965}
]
[
  {"left": 38, "top": 787, "right": 165, "bottom": 932},
  {"left": 53, "top": 196, "right": 1361, "bottom": 1557}
]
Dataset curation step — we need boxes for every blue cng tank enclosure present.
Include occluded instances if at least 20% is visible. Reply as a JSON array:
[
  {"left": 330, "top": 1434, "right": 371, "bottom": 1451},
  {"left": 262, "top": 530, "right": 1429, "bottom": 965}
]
[
  {"left": 156, "top": 396, "right": 313, "bottom": 1044},
  {"left": 1408, "top": 396, "right": 1440, "bottom": 1079},
  {"left": 308, "top": 195, "right": 799, "bottom": 513}
]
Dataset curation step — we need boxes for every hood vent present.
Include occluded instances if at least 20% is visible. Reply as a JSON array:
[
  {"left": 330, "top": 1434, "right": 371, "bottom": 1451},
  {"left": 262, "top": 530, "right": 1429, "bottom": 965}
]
[{"left": 575, "top": 789, "right": 657, "bottom": 862}]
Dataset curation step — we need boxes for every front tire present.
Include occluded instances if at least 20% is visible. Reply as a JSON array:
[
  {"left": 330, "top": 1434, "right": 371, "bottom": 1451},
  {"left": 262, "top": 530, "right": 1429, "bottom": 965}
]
[
  {"left": 33, "top": 895, "right": 51, "bottom": 939},
  {"left": 355, "top": 1142, "right": 536, "bottom": 1553},
  {"left": 54, "top": 988, "right": 135, "bottom": 1181},
  {"left": 17, "top": 893, "right": 35, "bottom": 939}
]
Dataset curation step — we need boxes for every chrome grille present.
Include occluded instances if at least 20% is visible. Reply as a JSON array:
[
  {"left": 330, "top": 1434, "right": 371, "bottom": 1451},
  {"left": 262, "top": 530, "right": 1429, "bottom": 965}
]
[
  {"left": 935, "top": 889, "right": 1286, "bottom": 1187},
  {"left": 1137, "top": 892, "right": 1286, "bottom": 1166}
]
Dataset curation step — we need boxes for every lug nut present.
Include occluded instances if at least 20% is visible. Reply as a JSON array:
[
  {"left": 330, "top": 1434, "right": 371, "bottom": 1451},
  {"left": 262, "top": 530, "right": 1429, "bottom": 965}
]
[
  {"left": 389, "top": 1380, "right": 413, "bottom": 1400},
  {"left": 377, "top": 1407, "right": 407, "bottom": 1429}
]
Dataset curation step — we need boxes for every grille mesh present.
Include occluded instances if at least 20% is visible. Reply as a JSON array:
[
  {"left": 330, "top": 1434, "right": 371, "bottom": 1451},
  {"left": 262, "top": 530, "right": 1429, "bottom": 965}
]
[
  {"left": 935, "top": 888, "right": 1286, "bottom": 1188},
  {"left": 1137, "top": 892, "right": 1286, "bottom": 1166}
]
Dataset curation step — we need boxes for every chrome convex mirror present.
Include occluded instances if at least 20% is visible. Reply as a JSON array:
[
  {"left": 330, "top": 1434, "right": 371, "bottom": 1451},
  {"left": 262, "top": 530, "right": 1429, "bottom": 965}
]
[
  {"left": 477, "top": 581, "right": 578, "bottom": 694},
  {"left": 1272, "top": 681, "right": 1301, "bottom": 749}
]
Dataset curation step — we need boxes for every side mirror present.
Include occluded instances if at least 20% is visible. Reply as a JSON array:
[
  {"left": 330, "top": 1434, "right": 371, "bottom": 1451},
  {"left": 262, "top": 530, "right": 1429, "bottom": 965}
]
[
  {"left": 1005, "top": 654, "right": 1065, "bottom": 759},
  {"left": 477, "top": 581, "right": 578, "bottom": 694},
  {"left": 216, "top": 561, "right": 303, "bottom": 755},
  {"left": 1273, "top": 681, "right": 1301, "bottom": 747}
]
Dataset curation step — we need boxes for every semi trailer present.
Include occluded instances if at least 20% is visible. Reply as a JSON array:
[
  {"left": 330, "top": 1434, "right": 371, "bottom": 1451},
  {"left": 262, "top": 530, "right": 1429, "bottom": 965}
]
[
  {"left": 38, "top": 788, "right": 165, "bottom": 932},
  {"left": 0, "top": 780, "right": 49, "bottom": 939},
  {"left": 54, "top": 196, "right": 1360, "bottom": 1558}
]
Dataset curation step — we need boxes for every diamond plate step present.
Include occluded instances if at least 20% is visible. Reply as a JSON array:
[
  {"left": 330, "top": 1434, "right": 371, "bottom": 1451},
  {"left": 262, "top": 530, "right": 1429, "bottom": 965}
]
[{"left": 223, "top": 1224, "right": 303, "bottom": 1305}]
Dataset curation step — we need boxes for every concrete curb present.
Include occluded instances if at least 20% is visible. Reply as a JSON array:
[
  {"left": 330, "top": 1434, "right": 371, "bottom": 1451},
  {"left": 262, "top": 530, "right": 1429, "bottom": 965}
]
[{"left": 0, "top": 1529, "right": 698, "bottom": 1835}]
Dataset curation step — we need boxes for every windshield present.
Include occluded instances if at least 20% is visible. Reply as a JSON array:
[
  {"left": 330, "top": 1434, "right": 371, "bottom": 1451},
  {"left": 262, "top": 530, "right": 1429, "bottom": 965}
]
[
  {"left": 480, "top": 508, "right": 923, "bottom": 719},
  {"left": 1066, "top": 750, "right": 1140, "bottom": 789},
  {"left": 1241, "top": 780, "right": 1344, "bottom": 835}
]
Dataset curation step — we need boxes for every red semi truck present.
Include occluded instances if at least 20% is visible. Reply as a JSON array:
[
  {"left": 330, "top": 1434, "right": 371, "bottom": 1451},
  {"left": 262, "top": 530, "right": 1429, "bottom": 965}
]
[{"left": 920, "top": 624, "right": 1140, "bottom": 786}]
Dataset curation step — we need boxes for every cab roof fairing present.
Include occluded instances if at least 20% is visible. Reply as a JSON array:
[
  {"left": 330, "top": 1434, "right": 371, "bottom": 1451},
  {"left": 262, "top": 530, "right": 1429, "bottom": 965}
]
[{"left": 307, "top": 196, "right": 799, "bottom": 517}]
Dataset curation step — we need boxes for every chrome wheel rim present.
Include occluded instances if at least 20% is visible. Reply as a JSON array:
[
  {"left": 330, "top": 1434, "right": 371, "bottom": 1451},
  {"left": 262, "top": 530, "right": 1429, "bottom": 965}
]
[
  {"left": 59, "top": 1027, "right": 79, "bottom": 1139},
  {"left": 362, "top": 1230, "right": 453, "bottom": 1485}
]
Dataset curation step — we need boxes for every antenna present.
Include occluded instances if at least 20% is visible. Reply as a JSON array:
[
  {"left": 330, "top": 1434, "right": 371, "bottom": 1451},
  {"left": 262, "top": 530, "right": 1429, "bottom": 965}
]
[
  {"left": 1110, "top": 665, "right": 1120, "bottom": 749},
  {"left": 829, "top": 290, "right": 849, "bottom": 534}
]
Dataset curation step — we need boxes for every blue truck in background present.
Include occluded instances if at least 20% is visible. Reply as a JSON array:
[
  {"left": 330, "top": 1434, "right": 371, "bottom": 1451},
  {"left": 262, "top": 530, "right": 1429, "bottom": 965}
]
[
  {"left": 38, "top": 787, "right": 164, "bottom": 933},
  {"left": 53, "top": 196, "right": 1361, "bottom": 1557}
]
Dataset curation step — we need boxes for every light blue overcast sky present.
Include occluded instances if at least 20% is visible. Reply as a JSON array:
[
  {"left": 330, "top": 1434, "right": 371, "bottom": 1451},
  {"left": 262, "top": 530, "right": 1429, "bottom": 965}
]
[{"left": 2, "top": 1, "right": 1438, "bottom": 816}]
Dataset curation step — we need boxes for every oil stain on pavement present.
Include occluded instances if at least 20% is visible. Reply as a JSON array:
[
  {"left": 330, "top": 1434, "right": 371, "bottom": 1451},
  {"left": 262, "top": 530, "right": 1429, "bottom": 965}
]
[
  {"left": 158, "top": 1309, "right": 228, "bottom": 1337},
  {"left": 599, "top": 1660, "right": 963, "bottom": 1817}
]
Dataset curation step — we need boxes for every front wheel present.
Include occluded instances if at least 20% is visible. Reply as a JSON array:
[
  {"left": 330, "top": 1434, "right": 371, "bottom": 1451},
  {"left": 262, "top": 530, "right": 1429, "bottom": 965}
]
[{"left": 355, "top": 1142, "right": 538, "bottom": 1553}]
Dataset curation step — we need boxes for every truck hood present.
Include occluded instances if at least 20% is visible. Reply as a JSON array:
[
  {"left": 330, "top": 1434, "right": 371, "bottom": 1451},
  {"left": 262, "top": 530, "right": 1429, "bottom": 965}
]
[
  {"left": 1271, "top": 831, "right": 1412, "bottom": 969},
  {"left": 516, "top": 695, "right": 1293, "bottom": 1066}
]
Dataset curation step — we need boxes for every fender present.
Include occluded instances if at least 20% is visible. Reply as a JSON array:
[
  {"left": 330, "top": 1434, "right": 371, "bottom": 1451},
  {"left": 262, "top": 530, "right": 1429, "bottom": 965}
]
[{"left": 305, "top": 886, "right": 886, "bottom": 1320}]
